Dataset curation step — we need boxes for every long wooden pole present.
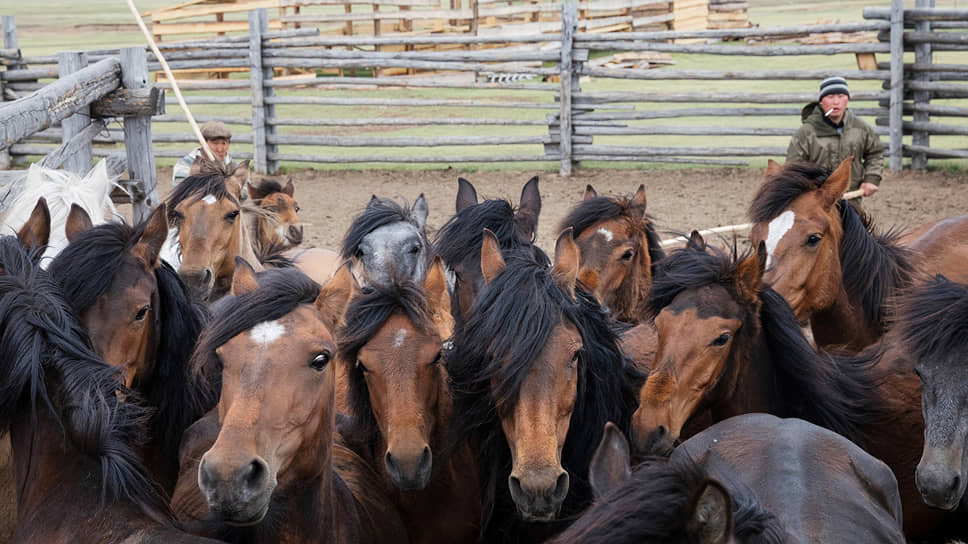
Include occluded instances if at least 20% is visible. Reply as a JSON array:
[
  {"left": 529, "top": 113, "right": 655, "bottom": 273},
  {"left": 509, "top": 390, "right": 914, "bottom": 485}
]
[{"left": 123, "top": 0, "right": 214, "bottom": 161}]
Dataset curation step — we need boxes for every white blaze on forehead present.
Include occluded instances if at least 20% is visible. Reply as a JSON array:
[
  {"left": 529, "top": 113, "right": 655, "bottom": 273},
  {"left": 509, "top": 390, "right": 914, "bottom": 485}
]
[
  {"left": 596, "top": 227, "right": 614, "bottom": 242},
  {"left": 250, "top": 320, "right": 286, "bottom": 346},
  {"left": 393, "top": 328, "right": 408, "bottom": 348},
  {"left": 160, "top": 227, "right": 182, "bottom": 270},
  {"left": 202, "top": 194, "right": 217, "bottom": 205},
  {"left": 764, "top": 210, "right": 796, "bottom": 269}
]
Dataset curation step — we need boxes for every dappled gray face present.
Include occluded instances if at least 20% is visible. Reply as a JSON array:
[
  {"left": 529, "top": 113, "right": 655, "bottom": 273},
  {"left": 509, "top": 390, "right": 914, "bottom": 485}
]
[
  {"left": 356, "top": 222, "right": 428, "bottom": 288},
  {"left": 915, "top": 357, "right": 968, "bottom": 511}
]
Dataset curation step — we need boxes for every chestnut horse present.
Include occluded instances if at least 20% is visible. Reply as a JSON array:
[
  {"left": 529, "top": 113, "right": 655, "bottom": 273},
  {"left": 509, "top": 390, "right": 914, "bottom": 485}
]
[
  {"left": 0, "top": 208, "right": 218, "bottom": 543},
  {"left": 247, "top": 178, "right": 304, "bottom": 252},
  {"left": 336, "top": 259, "right": 482, "bottom": 543},
  {"left": 47, "top": 203, "right": 214, "bottom": 493},
  {"left": 171, "top": 264, "right": 408, "bottom": 543},
  {"left": 447, "top": 229, "right": 644, "bottom": 540},
  {"left": 749, "top": 158, "right": 968, "bottom": 351},
  {"left": 341, "top": 195, "right": 431, "bottom": 289},
  {"left": 556, "top": 184, "right": 664, "bottom": 324}
]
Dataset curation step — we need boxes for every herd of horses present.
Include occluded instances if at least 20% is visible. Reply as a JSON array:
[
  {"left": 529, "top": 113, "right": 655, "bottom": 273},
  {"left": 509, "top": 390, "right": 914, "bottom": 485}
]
[{"left": 0, "top": 154, "right": 966, "bottom": 543}]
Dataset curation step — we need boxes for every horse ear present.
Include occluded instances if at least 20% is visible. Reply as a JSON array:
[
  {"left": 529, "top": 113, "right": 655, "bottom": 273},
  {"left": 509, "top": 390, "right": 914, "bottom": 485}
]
[
  {"left": 687, "top": 230, "right": 706, "bottom": 251},
  {"left": 515, "top": 176, "right": 541, "bottom": 243},
  {"left": 131, "top": 203, "right": 169, "bottom": 269},
  {"left": 228, "top": 160, "right": 250, "bottom": 198},
  {"left": 424, "top": 257, "right": 454, "bottom": 338},
  {"left": 367, "top": 194, "right": 380, "bottom": 209},
  {"left": 736, "top": 242, "right": 767, "bottom": 301},
  {"left": 629, "top": 184, "right": 647, "bottom": 220},
  {"left": 583, "top": 184, "right": 598, "bottom": 201},
  {"left": 245, "top": 181, "right": 263, "bottom": 202},
  {"left": 412, "top": 193, "right": 429, "bottom": 231},
  {"left": 765, "top": 158, "right": 783, "bottom": 180},
  {"left": 17, "top": 198, "right": 50, "bottom": 253},
  {"left": 283, "top": 178, "right": 295, "bottom": 197},
  {"left": 686, "top": 480, "right": 733, "bottom": 544},
  {"left": 231, "top": 256, "right": 259, "bottom": 296},
  {"left": 316, "top": 265, "right": 357, "bottom": 332},
  {"left": 65, "top": 203, "right": 94, "bottom": 243},
  {"left": 456, "top": 177, "right": 478, "bottom": 212},
  {"left": 589, "top": 422, "right": 632, "bottom": 499},
  {"left": 552, "top": 227, "right": 580, "bottom": 299},
  {"left": 480, "top": 228, "right": 506, "bottom": 285},
  {"left": 820, "top": 156, "right": 852, "bottom": 209}
]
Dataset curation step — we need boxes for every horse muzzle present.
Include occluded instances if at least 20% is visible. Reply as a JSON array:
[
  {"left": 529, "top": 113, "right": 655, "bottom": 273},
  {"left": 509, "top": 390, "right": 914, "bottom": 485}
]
[
  {"left": 508, "top": 467, "right": 569, "bottom": 521},
  {"left": 198, "top": 453, "right": 276, "bottom": 525},
  {"left": 916, "top": 447, "right": 966, "bottom": 511}
]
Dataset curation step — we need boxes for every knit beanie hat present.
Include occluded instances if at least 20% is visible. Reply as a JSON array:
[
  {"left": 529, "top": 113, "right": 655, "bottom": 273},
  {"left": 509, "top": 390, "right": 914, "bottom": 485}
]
[{"left": 819, "top": 76, "right": 850, "bottom": 100}]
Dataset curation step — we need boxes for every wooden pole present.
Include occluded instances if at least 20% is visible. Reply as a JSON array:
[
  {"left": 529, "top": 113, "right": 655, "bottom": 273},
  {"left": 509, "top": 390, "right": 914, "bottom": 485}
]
[
  {"left": 889, "top": 0, "right": 904, "bottom": 171},
  {"left": 249, "top": 8, "right": 276, "bottom": 175},
  {"left": 120, "top": 47, "right": 158, "bottom": 223},
  {"left": 912, "top": 0, "right": 933, "bottom": 170},
  {"left": 0, "top": 16, "right": 14, "bottom": 169},
  {"left": 559, "top": 1, "right": 577, "bottom": 176},
  {"left": 58, "top": 52, "right": 94, "bottom": 176}
]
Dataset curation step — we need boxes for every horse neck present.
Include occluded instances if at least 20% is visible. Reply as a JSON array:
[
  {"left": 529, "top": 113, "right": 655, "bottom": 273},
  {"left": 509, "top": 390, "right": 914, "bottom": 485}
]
[
  {"left": 710, "top": 336, "right": 783, "bottom": 421},
  {"left": 238, "top": 209, "right": 265, "bottom": 273},
  {"left": 811, "top": 287, "right": 879, "bottom": 352}
]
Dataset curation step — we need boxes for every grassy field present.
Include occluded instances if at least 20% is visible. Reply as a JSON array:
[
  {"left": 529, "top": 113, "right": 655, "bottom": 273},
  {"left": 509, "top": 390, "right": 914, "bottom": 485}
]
[{"left": 2, "top": 0, "right": 966, "bottom": 172}]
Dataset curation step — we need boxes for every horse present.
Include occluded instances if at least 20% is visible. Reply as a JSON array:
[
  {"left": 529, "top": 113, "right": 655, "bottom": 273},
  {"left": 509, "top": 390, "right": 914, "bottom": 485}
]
[
  {"left": 0, "top": 159, "right": 118, "bottom": 266},
  {"left": 47, "top": 203, "right": 214, "bottom": 494},
  {"left": 447, "top": 228, "right": 644, "bottom": 540},
  {"left": 434, "top": 176, "right": 544, "bottom": 328},
  {"left": 556, "top": 184, "right": 664, "bottom": 324},
  {"left": 247, "top": 177, "right": 304, "bottom": 251},
  {"left": 901, "top": 276, "right": 968, "bottom": 513},
  {"left": 0, "top": 208, "right": 218, "bottom": 543},
  {"left": 336, "top": 258, "right": 482, "bottom": 543},
  {"left": 748, "top": 158, "right": 968, "bottom": 351},
  {"left": 550, "top": 421, "right": 785, "bottom": 544},
  {"left": 170, "top": 263, "right": 409, "bottom": 544},
  {"left": 341, "top": 194, "right": 431, "bottom": 289},
  {"left": 632, "top": 234, "right": 958, "bottom": 539}
]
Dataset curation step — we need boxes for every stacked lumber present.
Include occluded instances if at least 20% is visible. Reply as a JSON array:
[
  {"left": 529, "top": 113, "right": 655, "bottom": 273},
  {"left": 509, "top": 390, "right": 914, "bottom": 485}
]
[
  {"left": 707, "top": 0, "right": 750, "bottom": 31},
  {"left": 586, "top": 51, "right": 675, "bottom": 70},
  {"left": 672, "top": 0, "right": 708, "bottom": 42}
]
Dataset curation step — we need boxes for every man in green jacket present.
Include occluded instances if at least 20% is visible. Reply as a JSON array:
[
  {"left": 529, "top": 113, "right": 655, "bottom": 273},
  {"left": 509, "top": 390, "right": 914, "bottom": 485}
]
[{"left": 786, "top": 76, "right": 884, "bottom": 204}]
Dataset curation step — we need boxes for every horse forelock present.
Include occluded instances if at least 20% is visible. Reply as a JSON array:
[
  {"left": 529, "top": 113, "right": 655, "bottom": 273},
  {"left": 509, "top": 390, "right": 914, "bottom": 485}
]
[
  {"left": 899, "top": 275, "right": 968, "bottom": 368},
  {"left": 341, "top": 197, "right": 425, "bottom": 260},
  {"left": 748, "top": 162, "right": 829, "bottom": 223}
]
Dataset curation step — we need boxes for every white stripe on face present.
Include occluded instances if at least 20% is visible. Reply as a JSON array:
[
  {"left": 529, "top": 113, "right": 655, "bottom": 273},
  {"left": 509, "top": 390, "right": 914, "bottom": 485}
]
[
  {"left": 393, "top": 328, "right": 408, "bottom": 348},
  {"left": 250, "top": 320, "right": 286, "bottom": 346},
  {"left": 764, "top": 210, "right": 796, "bottom": 269},
  {"left": 596, "top": 227, "right": 614, "bottom": 242},
  {"left": 202, "top": 194, "right": 217, "bottom": 205}
]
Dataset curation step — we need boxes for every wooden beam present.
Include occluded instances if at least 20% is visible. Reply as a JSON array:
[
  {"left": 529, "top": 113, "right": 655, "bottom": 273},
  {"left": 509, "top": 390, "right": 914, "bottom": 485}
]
[
  {"left": 90, "top": 86, "right": 164, "bottom": 118},
  {"left": 58, "top": 52, "right": 94, "bottom": 176},
  {"left": 559, "top": 1, "right": 577, "bottom": 176},
  {"left": 121, "top": 47, "right": 158, "bottom": 222}
]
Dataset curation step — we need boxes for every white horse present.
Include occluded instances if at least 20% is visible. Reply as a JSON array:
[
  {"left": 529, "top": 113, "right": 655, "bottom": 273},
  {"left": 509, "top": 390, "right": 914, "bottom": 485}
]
[{"left": 0, "top": 159, "right": 120, "bottom": 267}]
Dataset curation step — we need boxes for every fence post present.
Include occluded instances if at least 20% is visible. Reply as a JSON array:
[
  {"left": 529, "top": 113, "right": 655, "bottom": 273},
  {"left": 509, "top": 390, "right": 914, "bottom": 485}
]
[
  {"left": 0, "top": 16, "right": 14, "bottom": 169},
  {"left": 58, "top": 52, "right": 93, "bottom": 176},
  {"left": 911, "top": 0, "right": 933, "bottom": 170},
  {"left": 121, "top": 47, "right": 159, "bottom": 223},
  {"left": 888, "top": 0, "right": 904, "bottom": 171},
  {"left": 559, "top": 1, "right": 577, "bottom": 177},
  {"left": 249, "top": 8, "right": 277, "bottom": 175}
]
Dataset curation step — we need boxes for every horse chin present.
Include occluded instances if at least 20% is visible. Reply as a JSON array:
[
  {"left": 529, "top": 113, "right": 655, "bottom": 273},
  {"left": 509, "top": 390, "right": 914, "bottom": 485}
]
[
  {"left": 215, "top": 502, "right": 271, "bottom": 527},
  {"left": 517, "top": 506, "right": 560, "bottom": 523}
]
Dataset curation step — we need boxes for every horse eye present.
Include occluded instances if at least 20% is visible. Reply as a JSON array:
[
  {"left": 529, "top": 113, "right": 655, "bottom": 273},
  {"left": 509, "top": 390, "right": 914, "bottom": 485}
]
[
  {"left": 620, "top": 249, "right": 634, "bottom": 261},
  {"left": 432, "top": 351, "right": 442, "bottom": 365},
  {"left": 225, "top": 210, "right": 240, "bottom": 222},
  {"left": 710, "top": 333, "right": 731, "bottom": 347},
  {"left": 805, "top": 234, "right": 822, "bottom": 247},
  {"left": 356, "top": 359, "right": 368, "bottom": 373},
  {"left": 134, "top": 305, "right": 150, "bottom": 322},
  {"left": 295, "top": 205, "right": 301, "bottom": 212},
  {"left": 262, "top": 205, "right": 278, "bottom": 213},
  {"left": 408, "top": 245, "right": 420, "bottom": 255},
  {"left": 310, "top": 352, "right": 331, "bottom": 371}
]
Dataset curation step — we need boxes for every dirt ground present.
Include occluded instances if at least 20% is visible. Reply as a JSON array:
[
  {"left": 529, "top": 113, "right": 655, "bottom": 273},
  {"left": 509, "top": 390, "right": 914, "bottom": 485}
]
[{"left": 154, "top": 165, "right": 968, "bottom": 253}]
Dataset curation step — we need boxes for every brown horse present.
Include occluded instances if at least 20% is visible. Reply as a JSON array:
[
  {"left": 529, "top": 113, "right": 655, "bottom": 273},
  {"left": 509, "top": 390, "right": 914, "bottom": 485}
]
[
  {"left": 247, "top": 178, "right": 304, "bottom": 251},
  {"left": 556, "top": 184, "right": 664, "bottom": 324},
  {"left": 336, "top": 258, "right": 482, "bottom": 543},
  {"left": 748, "top": 158, "right": 968, "bottom": 351},
  {"left": 171, "top": 263, "right": 408, "bottom": 543}
]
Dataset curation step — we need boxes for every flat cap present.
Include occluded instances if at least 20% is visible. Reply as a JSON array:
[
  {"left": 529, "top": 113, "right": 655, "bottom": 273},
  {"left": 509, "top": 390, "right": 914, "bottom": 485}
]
[{"left": 201, "top": 120, "right": 231, "bottom": 140}]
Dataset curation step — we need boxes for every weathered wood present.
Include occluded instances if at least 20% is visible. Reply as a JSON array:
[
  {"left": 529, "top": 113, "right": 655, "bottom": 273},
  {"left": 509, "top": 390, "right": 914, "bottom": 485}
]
[
  {"left": 864, "top": 7, "right": 968, "bottom": 21},
  {"left": 263, "top": 75, "right": 557, "bottom": 91},
  {"left": 903, "top": 144, "right": 968, "bottom": 159},
  {"left": 901, "top": 30, "right": 968, "bottom": 45},
  {"left": 154, "top": 114, "right": 250, "bottom": 124},
  {"left": 120, "top": 47, "right": 158, "bottom": 221},
  {"left": 889, "top": 0, "right": 904, "bottom": 171},
  {"left": 263, "top": 96, "right": 561, "bottom": 108},
  {"left": 573, "top": 107, "right": 885, "bottom": 120},
  {"left": 147, "top": 59, "right": 249, "bottom": 71},
  {"left": 267, "top": 152, "right": 558, "bottom": 163},
  {"left": 58, "top": 52, "right": 93, "bottom": 176},
  {"left": 574, "top": 144, "right": 787, "bottom": 156},
  {"left": 875, "top": 118, "right": 968, "bottom": 136},
  {"left": 576, "top": 126, "right": 800, "bottom": 136},
  {"left": 90, "top": 86, "right": 164, "bottom": 118},
  {"left": 269, "top": 116, "right": 548, "bottom": 126},
  {"left": 878, "top": 61, "right": 968, "bottom": 73},
  {"left": 903, "top": 103, "right": 968, "bottom": 116},
  {"left": 249, "top": 9, "right": 272, "bottom": 174},
  {"left": 166, "top": 96, "right": 250, "bottom": 104},
  {"left": 261, "top": 47, "right": 564, "bottom": 62},
  {"left": 575, "top": 21, "right": 889, "bottom": 41},
  {"left": 580, "top": 67, "right": 890, "bottom": 80},
  {"left": 149, "top": 48, "right": 249, "bottom": 61},
  {"left": 905, "top": 80, "right": 968, "bottom": 96},
  {"left": 577, "top": 42, "right": 890, "bottom": 55},
  {"left": 8, "top": 144, "right": 255, "bottom": 161},
  {"left": 573, "top": 155, "right": 750, "bottom": 166},
  {"left": 2, "top": 16, "right": 20, "bottom": 71},
  {"left": 272, "top": 33, "right": 559, "bottom": 47},
  {"left": 574, "top": 90, "right": 888, "bottom": 103},
  {"left": 559, "top": 1, "right": 577, "bottom": 176},
  {"left": 263, "top": 57, "right": 559, "bottom": 74},
  {"left": 37, "top": 119, "right": 106, "bottom": 169},
  {"left": 0, "top": 68, "right": 58, "bottom": 82},
  {"left": 912, "top": 0, "right": 933, "bottom": 170},
  {"left": 266, "top": 133, "right": 570, "bottom": 146}
]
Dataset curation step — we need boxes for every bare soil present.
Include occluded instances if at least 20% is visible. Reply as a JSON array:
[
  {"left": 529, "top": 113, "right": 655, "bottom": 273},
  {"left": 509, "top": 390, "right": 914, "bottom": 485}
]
[{"left": 153, "top": 166, "right": 968, "bottom": 252}]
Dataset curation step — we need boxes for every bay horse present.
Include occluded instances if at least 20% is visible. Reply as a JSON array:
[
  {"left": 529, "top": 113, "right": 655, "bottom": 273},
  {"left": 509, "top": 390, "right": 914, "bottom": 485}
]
[
  {"left": 434, "top": 176, "right": 544, "bottom": 328},
  {"left": 341, "top": 194, "right": 431, "bottom": 289},
  {"left": 556, "top": 184, "right": 664, "bottom": 324},
  {"left": 0, "top": 209, "right": 219, "bottom": 543},
  {"left": 336, "top": 258, "right": 482, "bottom": 543},
  {"left": 632, "top": 234, "right": 959, "bottom": 539},
  {"left": 748, "top": 158, "right": 968, "bottom": 351},
  {"left": 47, "top": 203, "right": 214, "bottom": 494},
  {"left": 247, "top": 178, "right": 304, "bottom": 251},
  {"left": 171, "top": 264, "right": 409, "bottom": 544},
  {"left": 447, "top": 228, "right": 644, "bottom": 540}
]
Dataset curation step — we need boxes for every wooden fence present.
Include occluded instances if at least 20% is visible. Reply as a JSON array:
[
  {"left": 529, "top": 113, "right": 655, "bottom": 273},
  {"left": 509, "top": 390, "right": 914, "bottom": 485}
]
[{"left": 1, "top": 1, "right": 965, "bottom": 176}]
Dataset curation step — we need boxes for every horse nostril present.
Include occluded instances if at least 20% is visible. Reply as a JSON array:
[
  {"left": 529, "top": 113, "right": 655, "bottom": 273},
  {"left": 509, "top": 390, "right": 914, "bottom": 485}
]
[
  {"left": 509, "top": 475, "right": 525, "bottom": 502},
  {"left": 241, "top": 459, "right": 268, "bottom": 496},
  {"left": 419, "top": 446, "right": 431, "bottom": 471},
  {"left": 202, "top": 268, "right": 213, "bottom": 285},
  {"left": 552, "top": 471, "right": 569, "bottom": 502},
  {"left": 950, "top": 475, "right": 961, "bottom": 495},
  {"left": 655, "top": 425, "right": 667, "bottom": 438}
]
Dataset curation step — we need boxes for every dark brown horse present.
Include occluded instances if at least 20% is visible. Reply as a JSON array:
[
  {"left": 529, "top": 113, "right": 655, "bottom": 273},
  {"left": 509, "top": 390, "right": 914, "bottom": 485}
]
[
  {"left": 47, "top": 204, "right": 213, "bottom": 494},
  {"left": 171, "top": 263, "right": 408, "bottom": 544},
  {"left": 0, "top": 205, "right": 218, "bottom": 543},
  {"left": 748, "top": 158, "right": 968, "bottom": 351},
  {"left": 337, "top": 259, "right": 482, "bottom": 543},
  {"left": 557, "top": 184, "right": 664, "bottom": 324},
  {"left": 447, "top": 229, "right": 644, "bottom": 540}
]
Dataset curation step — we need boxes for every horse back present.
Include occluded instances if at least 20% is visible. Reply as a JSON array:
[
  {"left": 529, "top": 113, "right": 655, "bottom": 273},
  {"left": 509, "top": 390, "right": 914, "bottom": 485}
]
[{"left": 900, "top": 215, "right": 968, "bottom": 282}]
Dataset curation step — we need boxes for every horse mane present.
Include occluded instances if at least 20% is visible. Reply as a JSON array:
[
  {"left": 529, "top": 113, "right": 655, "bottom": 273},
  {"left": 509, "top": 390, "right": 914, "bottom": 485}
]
[
  {"left": 337, "top": 282, "right": 436, "bottom": 458},
  {"left": 190, "top": 267, "right": 321, "bottom": 389},
  {"left": 898, "top": 275, "right": 968, "bottom": 367},
  {"left": 249, "top": 179, "right": 286, "bottom": 201},
  {"left": 447, "top": 249, "right": 644, "bottom": 527},
  {"left": 341, "top": 197, "right": 423, "bottom": 260},
  {"left": 0, "top": 241, "right": 169, "bottom": 520},
  {"left": 48, "top": 221, "right": 216, "bottom": 474},
  {"left": 837, "top": 202, "right": 917, "bottom": 336},
  {"left": 165, "top": 173, "right": 237, "bottom": 224},
  {"left": 557, "top": 195, "right": 665, "bottom": 273},
  {"left": 747, "top": 162, "right": 828, "bottom": 223},
  {"left": 435, "top": 198, "right": 548, "bottom": 269},
  {"left": 551, "top": 456, "right": 785, "bottom": 544}
]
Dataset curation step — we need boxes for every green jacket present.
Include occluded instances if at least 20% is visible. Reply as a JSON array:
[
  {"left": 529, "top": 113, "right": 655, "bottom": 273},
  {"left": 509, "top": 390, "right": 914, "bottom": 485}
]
[{"left": 786, "top": 102, "right": 885, "bottom": 189}]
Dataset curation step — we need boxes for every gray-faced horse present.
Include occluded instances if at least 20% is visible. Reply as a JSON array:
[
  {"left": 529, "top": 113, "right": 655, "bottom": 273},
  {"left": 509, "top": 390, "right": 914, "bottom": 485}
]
[{"left": 341, "top": 194, "right": 431, "bottom": 289}]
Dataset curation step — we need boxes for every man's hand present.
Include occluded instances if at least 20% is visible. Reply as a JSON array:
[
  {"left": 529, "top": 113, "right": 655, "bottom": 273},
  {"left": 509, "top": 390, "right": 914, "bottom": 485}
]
[{"left": 860, "top": 182, "right": 879, "bottom": 197}]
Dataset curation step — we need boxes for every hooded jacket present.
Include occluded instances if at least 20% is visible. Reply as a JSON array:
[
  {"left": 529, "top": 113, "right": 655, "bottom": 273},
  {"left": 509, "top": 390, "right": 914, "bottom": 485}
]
[{"left": 786, "top": 102, "right": 884, "bottom": 189}]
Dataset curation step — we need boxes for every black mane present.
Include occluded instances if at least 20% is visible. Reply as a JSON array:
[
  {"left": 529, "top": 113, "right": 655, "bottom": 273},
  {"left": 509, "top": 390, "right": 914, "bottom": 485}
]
[
  {"left": 899, "top": 275, "right": 968, "bottom": 367},
  {"left": 341, "top": 197, "right": 422, "bottom": 260},
  {"left": 557, "top": 195, "right": 665, "bottom": 274},
  {"left": 447, "top": 249, "right": 644, "bottom": 532},
  {"left": 747, "top": 162, "right": 829, "bottom": 223},
  {"left": 434, "top": 198, "right": 548, "bottom": 269},
  {"left": 165, "top": 173, "right": 237, "bottom": 224},
  {"left": 250, "top": 178, "right": 285, "bottom": 200}
]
